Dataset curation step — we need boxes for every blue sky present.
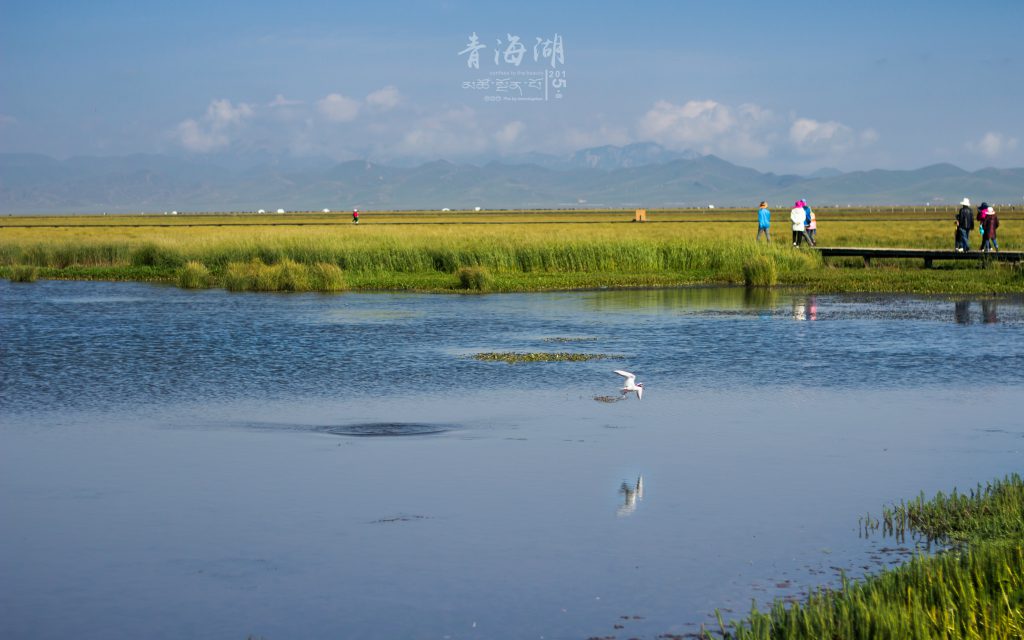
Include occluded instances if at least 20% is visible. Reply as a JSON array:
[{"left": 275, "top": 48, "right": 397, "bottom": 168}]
[{"left": 2, "top": 0, "right": 1022, "bottom": 172}]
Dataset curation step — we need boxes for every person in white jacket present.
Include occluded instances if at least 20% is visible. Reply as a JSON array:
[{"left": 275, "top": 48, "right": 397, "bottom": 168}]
[{"left": 790, "top": 200, "right": 812, "bottom": 246}]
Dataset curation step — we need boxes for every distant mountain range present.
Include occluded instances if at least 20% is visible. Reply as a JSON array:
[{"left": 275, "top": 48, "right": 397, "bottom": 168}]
[{"left": 1, "top": 144, "right": 1022, "bottom": 213}]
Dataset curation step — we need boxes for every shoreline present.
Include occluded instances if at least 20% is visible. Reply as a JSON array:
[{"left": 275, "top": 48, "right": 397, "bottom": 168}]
[{"left": 3, "top": 209, "right": 1022, "bottom": 294}]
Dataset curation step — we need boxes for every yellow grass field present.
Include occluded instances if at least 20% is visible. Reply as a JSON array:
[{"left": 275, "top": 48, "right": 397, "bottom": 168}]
[{"left": 2, "top": 208, "right": 1022, "bottom": 293}]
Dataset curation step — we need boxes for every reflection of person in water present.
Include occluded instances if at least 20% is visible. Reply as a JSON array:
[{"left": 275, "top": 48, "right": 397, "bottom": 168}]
[
  {"left": 617, "top": 475, "right": 644, "bottom": 517},
  {"left": 954, "top": 300, "right": 971, "bottom": 325},
  {"left": 792, "top": 296, "right": 818, "bottom": 321},
  {"left": 981, "top": 300, "right": 998, "bottom": 324}
]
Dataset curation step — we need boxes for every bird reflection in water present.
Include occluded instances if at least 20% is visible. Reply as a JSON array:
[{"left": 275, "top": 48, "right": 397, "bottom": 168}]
[{"left": 617, "top": 475, "right": 644, "bottom": 517}]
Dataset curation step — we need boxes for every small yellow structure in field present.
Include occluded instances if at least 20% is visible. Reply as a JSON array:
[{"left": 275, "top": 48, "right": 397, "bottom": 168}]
[{"left": 634, "top": 208, "right": 647, "bottom": 222}]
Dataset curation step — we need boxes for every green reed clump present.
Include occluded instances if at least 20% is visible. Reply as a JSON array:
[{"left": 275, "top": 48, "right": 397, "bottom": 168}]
[
  {"left": 473, "top": 352, "right": 617, "bottom": 363},
  {"left": 176, "top": 261, "right": 212, "bottom": 289},
  {"left": 308, "top": 262, "right": 347, "bottom": 292},
  {"left": 220, "top": 258, "right": 345, "bottom": 292},
  {"left": 8, "top": 265, "right": 40, "bottom": 282},
  {"left": 130, "top": 243, "right": 185, "bottom": 269},
  {"left": 712, "top": 474, "right": 1024, "bottom": 640},
  {"left": 457, "top": 265, "right": 493, "bottom": 291},
  {"left": 742, "top": 255, "right": 778, "bottom": 287}
]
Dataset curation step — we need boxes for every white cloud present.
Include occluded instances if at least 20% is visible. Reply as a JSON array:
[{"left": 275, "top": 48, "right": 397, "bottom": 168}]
[
  {"left": 366, "top": 86, "right": 402, "bottom": 111},
  {"left": 175, "top": 99, "right": 254, "bottom": 152},
  {"left": 789, "top": 117, "right": 877, "bottom": 156},
  {"left": 494, "top": 121, "right": 525, "bottom": 146},
  {"left": 268, "top": 94, "right": 303, "bottom": 108},
  {"left": 317, "top": 93, "right": 360, "bottom": 122},
  {"left": 967, "top": 131, "right": 1019, "bottom": 158},
  {"left": 396, "top": 106, "right": 490, "bottom": 157},
  {"left": 636, "top": 99, "right": 774, "bottom": 158}
]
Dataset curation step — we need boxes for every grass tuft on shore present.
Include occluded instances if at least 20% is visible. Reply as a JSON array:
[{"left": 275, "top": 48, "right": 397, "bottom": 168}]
[
  {"left": 742, "top": 255, "right": 778, "bottom": 287},
  {"left": 7, "top": 264, "right": 40, "bottom": 282},
  {"left": 220, "top": 258, "right": 346, "bottom": 292},
  {"left": 457, "top": 265, "right": 493, "bottom": 291},
  {"left": 176, "top": 261, "right": 212, "bottom": 289}
]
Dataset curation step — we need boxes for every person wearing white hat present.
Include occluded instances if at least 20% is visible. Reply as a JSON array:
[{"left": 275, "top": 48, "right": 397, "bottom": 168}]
[{"left": 955, "top": 197, "right": 973, "bottom": 252}]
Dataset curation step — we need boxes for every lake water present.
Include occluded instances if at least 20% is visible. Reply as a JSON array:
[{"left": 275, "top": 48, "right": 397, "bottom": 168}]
[{"left": 2, "top": 280, "right": 1022, "bottom": 640}]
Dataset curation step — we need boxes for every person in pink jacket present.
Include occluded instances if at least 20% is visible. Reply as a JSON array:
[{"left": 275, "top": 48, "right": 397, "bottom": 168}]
[{"left": 979, "top": 203, "right": 999, "bottom": 252}]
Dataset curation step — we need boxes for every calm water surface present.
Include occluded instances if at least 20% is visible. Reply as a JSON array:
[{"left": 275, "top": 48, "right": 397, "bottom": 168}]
[{"left": 1, "top": 280, "right": 1022, "bottom": 640}]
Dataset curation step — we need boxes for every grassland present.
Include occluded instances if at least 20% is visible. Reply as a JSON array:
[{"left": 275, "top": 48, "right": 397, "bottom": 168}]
[
  {"left": 1, "top": 208, "right": 1022, "bottom": 293},
  {"left": 710, "top": 474, "right": 1024, "bottom": 639}
]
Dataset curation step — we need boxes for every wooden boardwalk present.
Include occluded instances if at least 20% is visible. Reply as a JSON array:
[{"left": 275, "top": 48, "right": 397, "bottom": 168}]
[{"left": 817, "top": 247, "right": 1024, "bottom": 267}]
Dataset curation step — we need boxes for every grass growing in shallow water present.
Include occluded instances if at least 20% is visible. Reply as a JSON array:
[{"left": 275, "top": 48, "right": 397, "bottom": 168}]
[{"left": 710, "top": 474, "right": 1024, "bottom": 639}]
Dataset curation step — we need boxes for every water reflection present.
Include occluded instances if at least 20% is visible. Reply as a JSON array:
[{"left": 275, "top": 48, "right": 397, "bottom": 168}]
[
  {"left": 792, "top": 296, "right": 818, "bottom": 321},
  {"left": 617, "top": 475, "right": 644, "bottom": 517},
  {"left": 743, "top": 287, "right": 779, "bottom": 309},
  {"left": 955, "top": 301, "right": 971, "bottom": 325},
  {"left": 982, "top": 300, "right": 999, "bottom": 324},
  {"left": 954, "top": 300, "right": 1000, "bottom": 324},
  {"left": 585, "top": 287, "right": 772, "bottom": 313}
]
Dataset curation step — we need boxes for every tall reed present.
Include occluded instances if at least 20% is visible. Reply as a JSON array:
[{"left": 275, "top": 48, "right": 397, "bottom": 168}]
[{"left": 712, "top": 474, "right": 1024, "bottom": 640}]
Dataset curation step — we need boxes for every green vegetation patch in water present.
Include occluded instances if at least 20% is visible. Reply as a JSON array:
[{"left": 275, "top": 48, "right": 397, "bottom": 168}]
[{"left": 472, "top": 351, "right": 620, "bottom": 363}]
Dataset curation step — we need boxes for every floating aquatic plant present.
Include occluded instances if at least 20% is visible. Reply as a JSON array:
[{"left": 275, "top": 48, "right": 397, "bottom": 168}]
[{"left": 472, "top": 351, "right": 620, "bottom": 363}]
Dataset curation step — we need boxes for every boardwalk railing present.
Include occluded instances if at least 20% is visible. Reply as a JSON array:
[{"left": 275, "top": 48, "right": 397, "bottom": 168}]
[{"left": 817, "top": 247, "right": 1023, "bottom": 268}]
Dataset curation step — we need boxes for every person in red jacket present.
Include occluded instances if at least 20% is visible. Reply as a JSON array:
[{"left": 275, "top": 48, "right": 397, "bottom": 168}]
[{"left": 352, "top": 208, "right": 359, "bottom": 224}]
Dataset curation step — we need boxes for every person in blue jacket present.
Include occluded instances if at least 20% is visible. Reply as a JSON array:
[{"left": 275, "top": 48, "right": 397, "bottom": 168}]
[{"left": 756, "top": 201, "right": 771, "bottom": 243}]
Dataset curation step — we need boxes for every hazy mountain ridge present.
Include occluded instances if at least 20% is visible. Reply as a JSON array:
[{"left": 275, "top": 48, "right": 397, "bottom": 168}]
[{"left": 1, "top": 147, "right": 1022, "bottom": 213}]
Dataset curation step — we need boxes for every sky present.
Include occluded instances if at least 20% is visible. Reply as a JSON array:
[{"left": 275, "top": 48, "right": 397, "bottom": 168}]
[{"left": 1, "top": 0, "right": 1022, "bottom": 173}]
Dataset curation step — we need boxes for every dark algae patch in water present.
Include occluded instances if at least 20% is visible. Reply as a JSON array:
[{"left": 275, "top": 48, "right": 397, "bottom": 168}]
[
  {"left": 709, "top": 474, "right": 1024, "bottom": 639},
  {"left": 473, "top": 351, "right": 620, "bottom": 363},
  {"left": 237, "top": 421, "right": 455, "bottom": 437},
  {"left": 317, "top": 422, "right": 453, "bottom": 437}
]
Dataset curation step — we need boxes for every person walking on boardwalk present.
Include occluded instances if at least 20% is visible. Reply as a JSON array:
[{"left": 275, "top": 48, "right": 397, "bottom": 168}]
[
  {"left": 805, "top": 203, "right": 817, "bottom": 246},
  {"left": 790, "top": 201, "right": 812, "bottom": 246},
  {"left": 955, "top": 197, "right": 974, "bottom": 252},
  {"left": 980, "top": 203, "right": 999, "bottom": 252},
  {"left": 756, "top": 201, "right": 771, "bottom": 243}
]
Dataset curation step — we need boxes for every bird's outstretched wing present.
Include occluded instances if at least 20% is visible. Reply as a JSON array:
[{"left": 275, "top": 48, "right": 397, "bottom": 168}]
[
  {"left": 636, "top": 386, "right": 643, "bottom": 400},
  {"left": 614, "top": 370, "right": 636, "bottom": 384}
]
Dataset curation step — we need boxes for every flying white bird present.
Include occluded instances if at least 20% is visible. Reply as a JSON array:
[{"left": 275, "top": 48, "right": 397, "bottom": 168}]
[{"left": 614, "top": 370, "right": 644, "bottom": 400}]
